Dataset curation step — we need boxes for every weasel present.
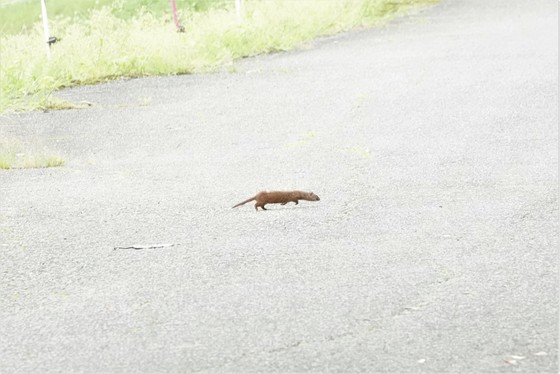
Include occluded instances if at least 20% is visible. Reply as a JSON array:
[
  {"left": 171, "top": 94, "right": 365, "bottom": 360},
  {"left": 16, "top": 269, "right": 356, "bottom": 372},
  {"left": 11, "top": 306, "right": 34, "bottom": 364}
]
[{"left": 232, "top": 191, "right": 320, "bottom": 211}]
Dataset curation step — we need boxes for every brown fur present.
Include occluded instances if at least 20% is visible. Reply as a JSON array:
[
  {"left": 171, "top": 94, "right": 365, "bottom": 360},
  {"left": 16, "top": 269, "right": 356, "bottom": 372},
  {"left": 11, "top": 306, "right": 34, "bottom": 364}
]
[{"left": 232, "top": 191, "right": 320, "bottom": 211}]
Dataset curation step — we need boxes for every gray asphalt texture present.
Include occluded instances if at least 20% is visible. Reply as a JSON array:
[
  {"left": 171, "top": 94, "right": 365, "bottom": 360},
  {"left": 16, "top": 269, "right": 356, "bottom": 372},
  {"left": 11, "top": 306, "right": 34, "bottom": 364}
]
[{"left": 0, "top": 0, "right": 557, "bottom": 372}]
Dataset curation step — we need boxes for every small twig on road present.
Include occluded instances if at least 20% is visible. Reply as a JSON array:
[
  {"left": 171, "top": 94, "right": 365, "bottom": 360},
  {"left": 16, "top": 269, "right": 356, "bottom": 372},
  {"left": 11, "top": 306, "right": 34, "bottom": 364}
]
[{"left": 113, "top": 243, "right": 179, "bottom": 250}]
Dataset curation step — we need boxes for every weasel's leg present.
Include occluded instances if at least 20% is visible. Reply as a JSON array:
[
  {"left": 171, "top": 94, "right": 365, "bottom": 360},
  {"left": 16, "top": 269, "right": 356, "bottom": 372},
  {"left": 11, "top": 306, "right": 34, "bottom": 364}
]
[
  {"left": 261, "top": 204, "right": 267, "bottom": 210},
  {"left": 255, "top": 203, "right": 259, "bottom": 211},
  {"left": 294, "top": 200, "right": 299, "bottom": 205}
]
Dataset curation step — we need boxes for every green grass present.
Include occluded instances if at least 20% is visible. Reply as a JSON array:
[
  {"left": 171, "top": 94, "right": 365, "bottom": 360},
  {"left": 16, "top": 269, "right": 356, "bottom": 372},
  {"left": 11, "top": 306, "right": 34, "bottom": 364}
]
[
  {"left": 23, "top": 154, "right": 65, "bottom": 168},
  {"left": 0, "top": 0, "right": 437, "bottom": 113},
  {"left": 0, "top": 141, "right": 65, "bottom": 169}
]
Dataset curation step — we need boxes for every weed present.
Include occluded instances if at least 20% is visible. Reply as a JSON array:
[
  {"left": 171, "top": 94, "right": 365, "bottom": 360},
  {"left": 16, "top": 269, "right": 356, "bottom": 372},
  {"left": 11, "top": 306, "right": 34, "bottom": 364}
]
[
  {"left": 40, "top": 97, "right": 78, "bottom": 111},
  {"left": 0, "top": 141, "right": 65, "bottom": 169},
  {"left": 0, "top": 153, "right": 16, "bottom": 169},
  {"left": 22, "top": 154, "right": 65, "bottom": 169},
  {"left": 139, "top": 96, "right": 152, "bottom": 106}
]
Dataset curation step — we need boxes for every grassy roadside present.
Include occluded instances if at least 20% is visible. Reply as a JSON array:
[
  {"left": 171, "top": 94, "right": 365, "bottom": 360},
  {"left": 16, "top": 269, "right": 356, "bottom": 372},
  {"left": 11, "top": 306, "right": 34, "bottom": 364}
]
[{"left": 0, "top": 0, "right": 436, "bottom": 113}]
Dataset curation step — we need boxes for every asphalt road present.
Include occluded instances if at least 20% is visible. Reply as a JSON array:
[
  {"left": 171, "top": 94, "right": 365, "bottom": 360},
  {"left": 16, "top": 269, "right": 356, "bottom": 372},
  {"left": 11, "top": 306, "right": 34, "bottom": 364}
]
[{"left": 0, "top": 0, "right": 557, "bottom": 372}]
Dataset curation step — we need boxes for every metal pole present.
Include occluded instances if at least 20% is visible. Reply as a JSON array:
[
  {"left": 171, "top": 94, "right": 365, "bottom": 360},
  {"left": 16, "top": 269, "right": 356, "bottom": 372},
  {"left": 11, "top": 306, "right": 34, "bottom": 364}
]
[
  {"left": 235, "top": 0, "right": 243, "bottom": 22},
  {"left": 40, "top": 0, "right": 51, "bottom": 60}
]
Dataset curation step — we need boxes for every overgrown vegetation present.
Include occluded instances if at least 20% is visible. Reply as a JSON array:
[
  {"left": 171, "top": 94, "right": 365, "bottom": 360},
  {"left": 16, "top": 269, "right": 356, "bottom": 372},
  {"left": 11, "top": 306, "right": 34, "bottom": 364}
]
[{"left": 0, "top": 0, "right": 436, "bottom": 112}]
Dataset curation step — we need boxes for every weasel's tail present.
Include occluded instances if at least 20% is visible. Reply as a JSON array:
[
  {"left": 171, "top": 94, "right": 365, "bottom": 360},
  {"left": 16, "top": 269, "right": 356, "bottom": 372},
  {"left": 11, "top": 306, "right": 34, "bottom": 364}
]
[{"left": 232, "top": 195, "right": 256, "bottom": 208}]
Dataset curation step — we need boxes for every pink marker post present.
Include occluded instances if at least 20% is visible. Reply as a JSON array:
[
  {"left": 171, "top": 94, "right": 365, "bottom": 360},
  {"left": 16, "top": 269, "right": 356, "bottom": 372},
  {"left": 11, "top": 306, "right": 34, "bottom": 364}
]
[{"left": 170, "top": 0, "right": 185, "bottom": 32}]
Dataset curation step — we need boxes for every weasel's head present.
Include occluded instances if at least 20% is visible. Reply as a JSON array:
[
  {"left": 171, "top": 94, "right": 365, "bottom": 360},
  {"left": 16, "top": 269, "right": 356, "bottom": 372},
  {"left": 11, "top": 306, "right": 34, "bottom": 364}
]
[{"left": 309, "top": 192, "right": 320, "bottom": 201}]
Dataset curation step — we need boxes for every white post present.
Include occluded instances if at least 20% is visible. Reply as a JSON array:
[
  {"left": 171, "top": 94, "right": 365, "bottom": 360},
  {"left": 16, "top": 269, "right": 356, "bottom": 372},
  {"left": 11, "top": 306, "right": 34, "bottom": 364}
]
[
  {"left": 40, "top": 0, "right": 51, "bottom": 60},
  {"left": 235, "top": 0, "right": 242, "bottom": 22}
]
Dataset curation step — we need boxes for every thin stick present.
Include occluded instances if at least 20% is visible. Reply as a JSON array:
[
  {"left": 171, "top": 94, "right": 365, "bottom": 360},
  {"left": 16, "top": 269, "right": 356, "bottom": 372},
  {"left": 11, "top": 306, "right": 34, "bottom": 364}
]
[
  {"left": 113, "top": 243, "right": 179, "bottom": 250},
  {"left": 40, "top": 0, "right": 51, "bottom": 60}
]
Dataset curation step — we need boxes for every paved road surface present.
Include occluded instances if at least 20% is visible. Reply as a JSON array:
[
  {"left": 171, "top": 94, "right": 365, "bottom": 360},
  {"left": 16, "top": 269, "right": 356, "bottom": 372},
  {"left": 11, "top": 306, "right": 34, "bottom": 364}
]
[{"left": 0, "top": 0, "right": 557, "bottom": 372}]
